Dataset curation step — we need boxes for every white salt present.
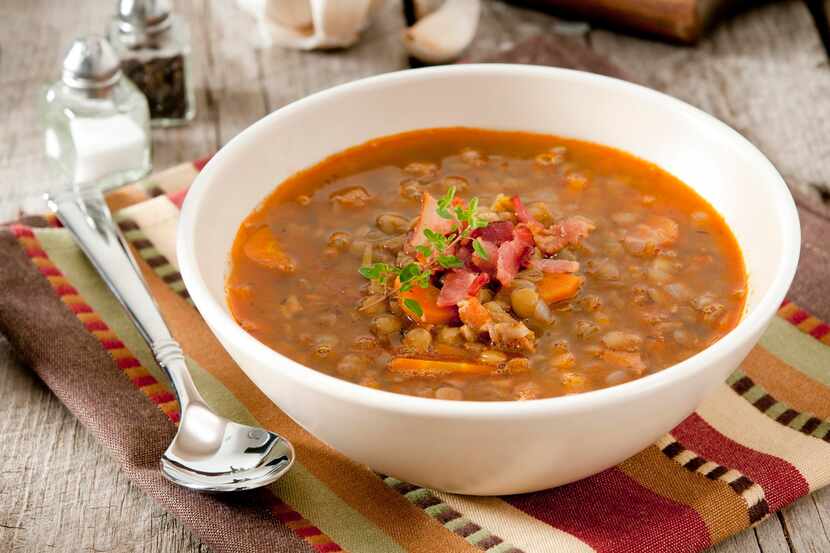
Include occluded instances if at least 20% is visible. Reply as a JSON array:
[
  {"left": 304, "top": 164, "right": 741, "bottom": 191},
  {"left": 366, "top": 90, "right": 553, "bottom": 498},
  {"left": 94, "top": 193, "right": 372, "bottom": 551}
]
[{"left": 69, "top": 115, "right": 146, "bottom": 185}]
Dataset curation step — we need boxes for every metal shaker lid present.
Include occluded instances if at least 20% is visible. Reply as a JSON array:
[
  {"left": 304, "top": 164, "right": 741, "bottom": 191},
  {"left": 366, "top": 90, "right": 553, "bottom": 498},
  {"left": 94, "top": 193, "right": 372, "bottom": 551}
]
[
  {"left": 116, "top": 0, "right": 173, "bottom": 35},
  {"left": 61, "top": 35, "right": 122, "bottom": 89}
]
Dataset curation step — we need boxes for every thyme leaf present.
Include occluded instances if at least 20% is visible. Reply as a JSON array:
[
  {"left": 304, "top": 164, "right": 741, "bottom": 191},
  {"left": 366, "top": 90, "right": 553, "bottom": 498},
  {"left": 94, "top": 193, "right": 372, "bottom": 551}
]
[
  {"left": 403, "top": 298, "right": 424, "bottom": 318},
  {"left": 472, "top": 238, "right": 489, "bottom": 260}
]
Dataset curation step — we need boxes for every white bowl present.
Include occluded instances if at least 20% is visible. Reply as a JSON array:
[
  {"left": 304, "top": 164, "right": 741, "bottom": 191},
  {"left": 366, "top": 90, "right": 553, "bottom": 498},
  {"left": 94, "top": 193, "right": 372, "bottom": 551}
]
[{"left": 177, "top": 65, "right": 800, "bottom": 495}]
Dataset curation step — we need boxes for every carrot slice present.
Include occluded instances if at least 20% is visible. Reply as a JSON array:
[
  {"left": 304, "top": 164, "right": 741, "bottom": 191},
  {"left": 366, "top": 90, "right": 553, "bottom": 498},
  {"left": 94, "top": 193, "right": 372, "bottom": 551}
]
[
  {"left": 243, "top": 227, "right": 295, "bottom": 272},
  {"left": 538, "top": 273, "right": 583, "bottom": 304},
  {"left": 432, "top": 344, "right": 473, "bottom": 358},
  {"left": 388, "top": 357, "right": 495, "bottom": 376},
  {"left": 398, "top": 282, "right": 456, "bottom": 324}
]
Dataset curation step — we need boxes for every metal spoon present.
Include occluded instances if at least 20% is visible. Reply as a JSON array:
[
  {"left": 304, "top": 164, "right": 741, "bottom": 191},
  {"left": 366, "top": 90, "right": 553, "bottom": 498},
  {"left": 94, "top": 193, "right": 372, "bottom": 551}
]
[{"left": 47, "top": 190, "right": 294, "bottom": 492}]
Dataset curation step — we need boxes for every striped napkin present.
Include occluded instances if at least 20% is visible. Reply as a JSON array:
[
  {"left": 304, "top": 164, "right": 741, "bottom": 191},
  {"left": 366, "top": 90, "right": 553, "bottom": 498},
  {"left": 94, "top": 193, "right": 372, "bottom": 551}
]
[{"left": 1, "top": 158, "right": 829, "bottom": 553}]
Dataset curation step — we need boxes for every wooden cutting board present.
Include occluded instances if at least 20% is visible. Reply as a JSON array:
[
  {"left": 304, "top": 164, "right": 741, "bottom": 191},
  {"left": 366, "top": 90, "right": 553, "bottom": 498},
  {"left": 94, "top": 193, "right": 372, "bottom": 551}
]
[{"left": 517, "top": 0, "right": 739, "bottom": 43}]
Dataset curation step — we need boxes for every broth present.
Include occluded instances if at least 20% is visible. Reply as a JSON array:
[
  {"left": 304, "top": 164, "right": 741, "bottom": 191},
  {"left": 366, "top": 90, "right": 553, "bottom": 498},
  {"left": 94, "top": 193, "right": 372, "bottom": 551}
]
[{"left": 226, "top": 128, "right": 746, "bottom": 400}]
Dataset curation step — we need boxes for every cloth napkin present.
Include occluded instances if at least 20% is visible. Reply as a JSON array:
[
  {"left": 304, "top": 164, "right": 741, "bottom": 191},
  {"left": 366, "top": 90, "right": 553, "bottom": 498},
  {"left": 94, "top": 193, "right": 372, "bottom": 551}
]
[{"left": 2, "top": 38, "right": 830, "bottom": 553}]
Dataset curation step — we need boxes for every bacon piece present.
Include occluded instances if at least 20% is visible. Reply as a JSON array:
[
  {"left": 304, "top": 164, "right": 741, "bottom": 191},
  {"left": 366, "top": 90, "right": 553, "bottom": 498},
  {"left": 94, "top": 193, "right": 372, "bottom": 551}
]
[
  {"left": 520, "top": 246, "right": 535, "bottom": 268},
  {"left": 496, "top": 245, "right": 522, "bottom": 287},
  {"left": 511, "top": 196, "right": 537, "bottom": 224},
  {"left": 456, "top": 243, "right": 474, "bottom": 269},
  {"left": 531, "top": 259, "right": 580, "bottom": 273},
  {"left": 495, "top": 224, "right": 534, "bottom": 286},
  {"left": 437, "top": 270, "right": 478, "bottom": 307},
  {"left": 516, "top": 223, "right": 534, "bottom": 243},
  {"left": 410, "top": 192, "right": 455, "bottom": 248},
  {"left": 468, "top": 272, "right": 490, "bottom": 297},
  {"left": 532, "top": 216, "right": 596, "bottom": 255},
  {"left": 472, "top": 220, "right": 514, "bottom": 245}
]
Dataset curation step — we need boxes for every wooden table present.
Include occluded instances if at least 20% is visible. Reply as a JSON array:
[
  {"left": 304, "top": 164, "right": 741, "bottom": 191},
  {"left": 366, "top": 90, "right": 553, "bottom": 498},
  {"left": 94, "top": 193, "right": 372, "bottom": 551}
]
[{"left": 1, "top": 1, "right": 828, "bottom": 551}]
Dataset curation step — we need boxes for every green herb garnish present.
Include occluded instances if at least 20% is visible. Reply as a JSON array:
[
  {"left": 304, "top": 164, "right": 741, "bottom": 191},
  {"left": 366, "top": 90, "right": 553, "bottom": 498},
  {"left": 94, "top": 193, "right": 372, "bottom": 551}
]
[
  {"left": 436, "top": 186, "right": 456, "bottom": 219},
  {"left": 398, "top": 262, "right": 431, "bottom": 292},
  {"left": 358, "top": 262, "right": 395, "bottom": 281},
  {"left": 472, "top": 238, "right": 490, "bottom": 261},
  {"left": 359, "top": 187, "right": 490, "bottom": 319},
  {"left": 403, "top": 298, "right": 424, "bottom": 318},
  {"left": 415, "top": 245, "right": 433, "bottom": 258}
]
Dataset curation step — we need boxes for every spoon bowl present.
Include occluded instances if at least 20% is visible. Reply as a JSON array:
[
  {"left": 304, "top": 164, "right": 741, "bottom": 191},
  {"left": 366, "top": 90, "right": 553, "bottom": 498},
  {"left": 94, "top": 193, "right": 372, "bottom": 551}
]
[{"left": 161, "top": 405, "right": 294, "bottom": 491}]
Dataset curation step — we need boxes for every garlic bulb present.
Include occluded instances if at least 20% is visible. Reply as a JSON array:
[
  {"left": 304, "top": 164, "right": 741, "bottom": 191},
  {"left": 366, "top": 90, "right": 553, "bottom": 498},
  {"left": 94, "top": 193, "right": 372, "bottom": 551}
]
[
  {"left": 404, "top": 0, "right": 481, "bottom": 64},
  {"left": 237, "top": 0, "right": 385, "bottom": 50}
]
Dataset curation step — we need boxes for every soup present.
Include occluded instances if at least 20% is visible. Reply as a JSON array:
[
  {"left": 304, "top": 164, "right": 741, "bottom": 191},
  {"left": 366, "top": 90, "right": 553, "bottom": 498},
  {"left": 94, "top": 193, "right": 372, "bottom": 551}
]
[{"left": 226, "top": 128, "right": 746, "bottom": 401}]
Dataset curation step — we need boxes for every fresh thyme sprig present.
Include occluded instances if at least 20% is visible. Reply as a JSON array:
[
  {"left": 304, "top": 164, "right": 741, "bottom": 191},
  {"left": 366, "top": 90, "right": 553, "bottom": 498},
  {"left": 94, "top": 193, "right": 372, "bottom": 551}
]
[
  {"left": 358, "top": 186, "right": 490, "bottom": 318},
  {"left": 358, "top": 261, "right": 431, "bottom": 294}
]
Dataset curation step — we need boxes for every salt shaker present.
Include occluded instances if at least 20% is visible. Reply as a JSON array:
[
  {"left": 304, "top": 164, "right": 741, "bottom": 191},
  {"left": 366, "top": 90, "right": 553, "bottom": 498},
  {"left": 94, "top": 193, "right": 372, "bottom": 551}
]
[
  {"left": 109, "top": 0, "right": 196, "bottom": 126},
  {"left": 41, "top": 36, "right": 152, "bottom": 190}
]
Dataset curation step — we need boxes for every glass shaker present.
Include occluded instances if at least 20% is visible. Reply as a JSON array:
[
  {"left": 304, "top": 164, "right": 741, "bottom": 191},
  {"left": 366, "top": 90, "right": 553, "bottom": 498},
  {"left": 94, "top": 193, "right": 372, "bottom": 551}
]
[
  {"left": 108, "top": 0, "right": 196, "bottom": 126},
  {"left": 41, "top": 36, "right": 152, "bottom": 191}
]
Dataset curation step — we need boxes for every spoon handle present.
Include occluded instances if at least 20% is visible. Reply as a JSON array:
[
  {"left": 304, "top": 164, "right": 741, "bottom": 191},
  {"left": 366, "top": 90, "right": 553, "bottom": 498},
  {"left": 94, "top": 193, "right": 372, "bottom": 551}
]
[{"left": 47, "top": 190, "right": 203, "bottom": 410}]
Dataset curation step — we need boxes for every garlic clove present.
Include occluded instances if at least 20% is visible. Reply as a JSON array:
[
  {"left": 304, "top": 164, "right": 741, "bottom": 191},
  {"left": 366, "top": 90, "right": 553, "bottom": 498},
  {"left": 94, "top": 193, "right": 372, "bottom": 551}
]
[
  {"left": 237, "top": 0, "right": 312, "bottom": 28},
  {"left": 413, "top": 0, "right": 444, "bottom": 19},
  {"left": 311, "top": 0, "right": 374, "bottom": 45},
  {"left": 369, "top": 0, "right": 387, "bottom": 19},
  {"left": 266, "top": 0, "right": 313, "bottom": 29},
  {"left": 236, "top": 0, "right": 267, "bottom": 19},
  {"left": 239, "top": 0, "right": 383, "bottom": 50},
  {"left": 256, "top": 18, "right": 315, "bottom": 49},
  {"left": 403, "top": 0, "right": 481, "bottom": 64}
]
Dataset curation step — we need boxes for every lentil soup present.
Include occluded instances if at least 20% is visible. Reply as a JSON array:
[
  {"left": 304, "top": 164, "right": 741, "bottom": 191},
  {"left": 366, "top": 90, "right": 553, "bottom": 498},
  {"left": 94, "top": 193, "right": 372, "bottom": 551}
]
[{"left": 226, "top": 128, "right": 746, "bottom": 401}]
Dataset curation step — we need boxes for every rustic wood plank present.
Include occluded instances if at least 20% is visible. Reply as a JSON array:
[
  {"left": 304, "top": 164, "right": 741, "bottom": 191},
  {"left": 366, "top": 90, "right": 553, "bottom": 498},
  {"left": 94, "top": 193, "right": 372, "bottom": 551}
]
[
  {"left": 0, "top": 338, "right": 208, "bottom": 553},
  {"left": 812, "top": 488, "right": 830, "bottom": 551},
  {"left": 256, "top": 0, "right": 409, "bottom": 111},
  {"left": 779, "top": 490, "right": 830, "bottom": 553},
  {"left": 710, "top": 527, "right": 762, "bottom": 553},
  {"left": 753, "top": 513, "right": 796, "bottom": 553},
  {"left": 466, "top": 0, "right": 566, "bottom": 60},
  {"left": 588, "top": 0, "right": 830, "bottom": 207},
  {"left": 0, "top": 1, "right": 827, "bottom": 552},
  {"left": 200, "top": 0, "right": 269, "bottom": 146}
]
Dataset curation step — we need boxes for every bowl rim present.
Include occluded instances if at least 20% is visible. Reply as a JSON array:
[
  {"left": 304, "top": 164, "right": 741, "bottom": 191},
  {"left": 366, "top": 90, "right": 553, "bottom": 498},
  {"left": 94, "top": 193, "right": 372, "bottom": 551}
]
[{"left": 177, "top": 63, "right": 801, "bottom": 418}]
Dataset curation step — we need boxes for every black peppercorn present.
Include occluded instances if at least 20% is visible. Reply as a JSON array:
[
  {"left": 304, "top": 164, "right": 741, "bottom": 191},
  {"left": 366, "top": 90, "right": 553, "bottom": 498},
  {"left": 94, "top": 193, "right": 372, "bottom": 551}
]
[{"left": 122, "top": 55, "right": 188, "bottom": 119}]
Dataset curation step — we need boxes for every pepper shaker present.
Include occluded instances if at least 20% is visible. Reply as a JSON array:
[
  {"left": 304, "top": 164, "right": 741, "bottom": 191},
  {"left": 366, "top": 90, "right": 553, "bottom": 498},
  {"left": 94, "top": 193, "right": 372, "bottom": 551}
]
[
  {"left": 109, "top": 0, "right": 196, "bottom": 126},
  {"left": 41, "top": 36, "right": 152, "bottom": 190}
]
